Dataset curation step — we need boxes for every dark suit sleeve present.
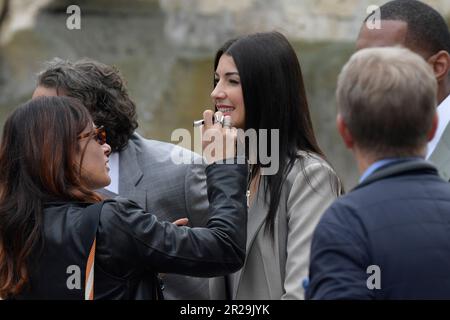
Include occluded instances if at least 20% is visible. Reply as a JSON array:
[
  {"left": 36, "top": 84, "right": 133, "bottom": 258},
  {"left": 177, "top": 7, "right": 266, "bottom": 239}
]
[
  {"left": 306, "top": 205, "right": 374, "bottom": 300},
  {"left": 99, "top": 163, "right": 247, "bottom": 278},
  {"left": 183, "top": 161, "right": 210, "bottom": 227}
]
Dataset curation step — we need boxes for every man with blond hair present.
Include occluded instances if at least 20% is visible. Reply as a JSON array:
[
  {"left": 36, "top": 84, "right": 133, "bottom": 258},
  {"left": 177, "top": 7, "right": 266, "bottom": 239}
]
[{"left": 306, "top": 47, "right": 450, "bottom": 299}]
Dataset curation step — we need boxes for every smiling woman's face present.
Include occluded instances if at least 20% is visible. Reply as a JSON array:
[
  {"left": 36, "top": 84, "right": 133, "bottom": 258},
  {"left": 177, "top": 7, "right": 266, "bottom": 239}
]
[
  {"left": 211, "top": 54, "right": 246, "bottom": 129},
  {"left": 76, "top": 124, "right": 112, "bottom": 190}
]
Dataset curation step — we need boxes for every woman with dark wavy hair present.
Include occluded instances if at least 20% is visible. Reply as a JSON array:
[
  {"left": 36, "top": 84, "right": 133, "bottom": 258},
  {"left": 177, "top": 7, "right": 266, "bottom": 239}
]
[
  {"left": 209, "top": 31, "right": 342, "bottom": 300},
  {"left": 0, "top": 96, "right": 246, "bottom": 299},
  {"left": 32, "top": 58, "right": 212, "bottom": 300}
]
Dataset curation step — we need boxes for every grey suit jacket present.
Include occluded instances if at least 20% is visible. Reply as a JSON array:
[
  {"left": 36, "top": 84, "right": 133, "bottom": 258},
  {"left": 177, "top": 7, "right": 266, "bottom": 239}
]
[
  {"left": 210, "top": 152, "right": 340, "bottom": 300},
  {"left": 118, "top": 132, "right": 210, "bottom": 300}
]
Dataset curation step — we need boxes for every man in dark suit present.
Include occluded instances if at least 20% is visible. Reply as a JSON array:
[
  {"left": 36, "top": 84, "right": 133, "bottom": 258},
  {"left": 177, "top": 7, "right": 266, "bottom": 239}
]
[
  {"left": 356, "top": 0, "right": 450, "bottom": 179},
  {"left": 306, "top": 46, "right": 450, "bottom": 299},
  {"left": 32, "top": 58, "right": 210, "bottom": 300}
]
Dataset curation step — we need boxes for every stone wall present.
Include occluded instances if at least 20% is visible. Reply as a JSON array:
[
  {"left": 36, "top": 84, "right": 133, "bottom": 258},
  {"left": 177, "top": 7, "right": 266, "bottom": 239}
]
[
  {"left": 160, "top": 0, "right": 450, "bottom": 51},
  {"left": 2, "top": 0, "right": 449, "bottom": 49}
]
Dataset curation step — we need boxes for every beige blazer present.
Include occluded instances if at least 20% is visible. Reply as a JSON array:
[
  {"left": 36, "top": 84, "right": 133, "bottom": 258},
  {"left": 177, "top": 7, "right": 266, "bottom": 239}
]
[{"left": 210, "top": 152, "right": 340, "bottom": 300}]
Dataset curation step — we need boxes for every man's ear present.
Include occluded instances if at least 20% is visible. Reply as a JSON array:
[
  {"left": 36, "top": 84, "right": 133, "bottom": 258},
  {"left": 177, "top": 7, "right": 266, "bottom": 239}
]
[
  {"left": 428, "top": 50, "right": 450, "bottom": 83},
  {"left": 427, "top": 112, "right": 439, "bottom": 142},
  {"left": 336, "top": 114, "right": 354, "bottom": 149}
]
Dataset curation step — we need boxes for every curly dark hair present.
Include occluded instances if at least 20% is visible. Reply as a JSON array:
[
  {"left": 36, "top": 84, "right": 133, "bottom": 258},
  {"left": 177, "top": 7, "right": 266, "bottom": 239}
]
[{"left": 36, "top": 58, "right": 138, "bottom": 152}]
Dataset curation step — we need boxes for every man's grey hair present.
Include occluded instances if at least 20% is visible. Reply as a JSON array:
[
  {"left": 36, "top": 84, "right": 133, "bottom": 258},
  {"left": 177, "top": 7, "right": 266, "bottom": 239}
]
[{"left": 336, "top": 46, "right": 437, "bottom": 158}]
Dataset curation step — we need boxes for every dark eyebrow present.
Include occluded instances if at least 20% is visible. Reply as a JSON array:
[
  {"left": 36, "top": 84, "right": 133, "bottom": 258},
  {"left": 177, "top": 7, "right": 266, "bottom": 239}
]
[{"left": 214, "top": 72, "right": 240, "bottom": 77}]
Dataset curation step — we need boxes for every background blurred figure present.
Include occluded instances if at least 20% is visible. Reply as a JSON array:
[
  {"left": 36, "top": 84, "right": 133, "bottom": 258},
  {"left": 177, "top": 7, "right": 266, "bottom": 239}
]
[
  {"left": 209, "top": 31, "right": 342, "bottom": 300},
  {"left": 306, "top": 47, "right": 450, "bottom": 299},
  {"left": 0, "top": 96, "right": 247, "bottom": 300},
  {"left": 356, "top": 0, "right": 450, "bottom": 179},
  {"left": 32, "top": 58, "right": 211, "bottom": 300}
]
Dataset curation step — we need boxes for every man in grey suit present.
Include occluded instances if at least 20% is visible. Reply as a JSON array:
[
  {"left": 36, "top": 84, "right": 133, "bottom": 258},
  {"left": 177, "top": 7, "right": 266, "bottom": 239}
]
[
  {"left": 32, "top": 58, "right": 210, "bottom": 300},
  {"left": 356, "top": 0, "right": 450, "bottom": 179}
]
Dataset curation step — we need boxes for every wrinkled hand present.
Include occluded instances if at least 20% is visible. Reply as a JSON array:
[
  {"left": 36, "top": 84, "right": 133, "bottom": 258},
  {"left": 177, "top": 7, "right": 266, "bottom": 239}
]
[{"left": 201, "top": 110, "right": 237, "bottom": 164}]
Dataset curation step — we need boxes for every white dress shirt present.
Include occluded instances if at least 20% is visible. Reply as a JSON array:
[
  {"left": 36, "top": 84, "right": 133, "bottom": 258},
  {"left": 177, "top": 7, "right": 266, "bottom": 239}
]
[
  {"left": 105, "top": 152, "right": 119, "bottom": 194},
  {"left": 427, "top": 94, "right": 450, "bottom": 159}
]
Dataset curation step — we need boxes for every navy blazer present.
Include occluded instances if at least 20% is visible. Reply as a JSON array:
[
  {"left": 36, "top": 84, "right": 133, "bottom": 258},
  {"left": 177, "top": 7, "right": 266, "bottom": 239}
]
[{"left": 306, "top": 159, "right": 450, "bottom": 299}]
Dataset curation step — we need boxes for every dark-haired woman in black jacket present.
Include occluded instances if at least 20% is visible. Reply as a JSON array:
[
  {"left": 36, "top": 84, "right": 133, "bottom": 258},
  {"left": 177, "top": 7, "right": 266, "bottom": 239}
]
[{"left": 0, "top": 96, "right": 246, "bottom": 300}]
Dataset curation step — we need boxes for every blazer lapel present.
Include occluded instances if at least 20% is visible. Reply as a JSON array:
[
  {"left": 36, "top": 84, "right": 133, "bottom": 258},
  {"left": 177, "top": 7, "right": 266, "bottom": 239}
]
[
  {"left": 429, "top": 122, "right": 450, "bottom": 180},
  {"left": 118, "top": 140, "right": 147, "bottom": 209},
  {"left": 246, "top": 188, "right": 270, "bottom": 253},
  {"left": 233, "top": 185, "right": 270, "bottom": 298}
]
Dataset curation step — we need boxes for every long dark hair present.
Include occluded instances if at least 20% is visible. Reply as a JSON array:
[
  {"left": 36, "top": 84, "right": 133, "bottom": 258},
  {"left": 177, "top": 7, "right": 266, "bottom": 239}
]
[
  {"left": 0, "top": 96, "right": 102, "bottom": 298},
  {"left": 215, "top": 31, "right": 337, "bottom": 235}
]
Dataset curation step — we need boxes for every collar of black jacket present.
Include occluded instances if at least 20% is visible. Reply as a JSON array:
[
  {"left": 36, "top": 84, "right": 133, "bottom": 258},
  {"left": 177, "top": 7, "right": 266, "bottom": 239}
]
[{"left": 354, "top": 159, "right": 439, "bottom": 191}]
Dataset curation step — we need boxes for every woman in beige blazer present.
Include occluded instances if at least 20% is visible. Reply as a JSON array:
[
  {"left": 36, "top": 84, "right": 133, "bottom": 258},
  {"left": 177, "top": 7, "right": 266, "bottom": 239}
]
[{"left": 209, "top": 31, "right": 342, "bottom": 300}]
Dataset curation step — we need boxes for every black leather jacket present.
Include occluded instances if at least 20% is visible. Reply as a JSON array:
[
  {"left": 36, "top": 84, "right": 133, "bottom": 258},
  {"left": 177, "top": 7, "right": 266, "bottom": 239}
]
[{"left": 18, "top": 163, "right": 247, "bottom": 300}]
